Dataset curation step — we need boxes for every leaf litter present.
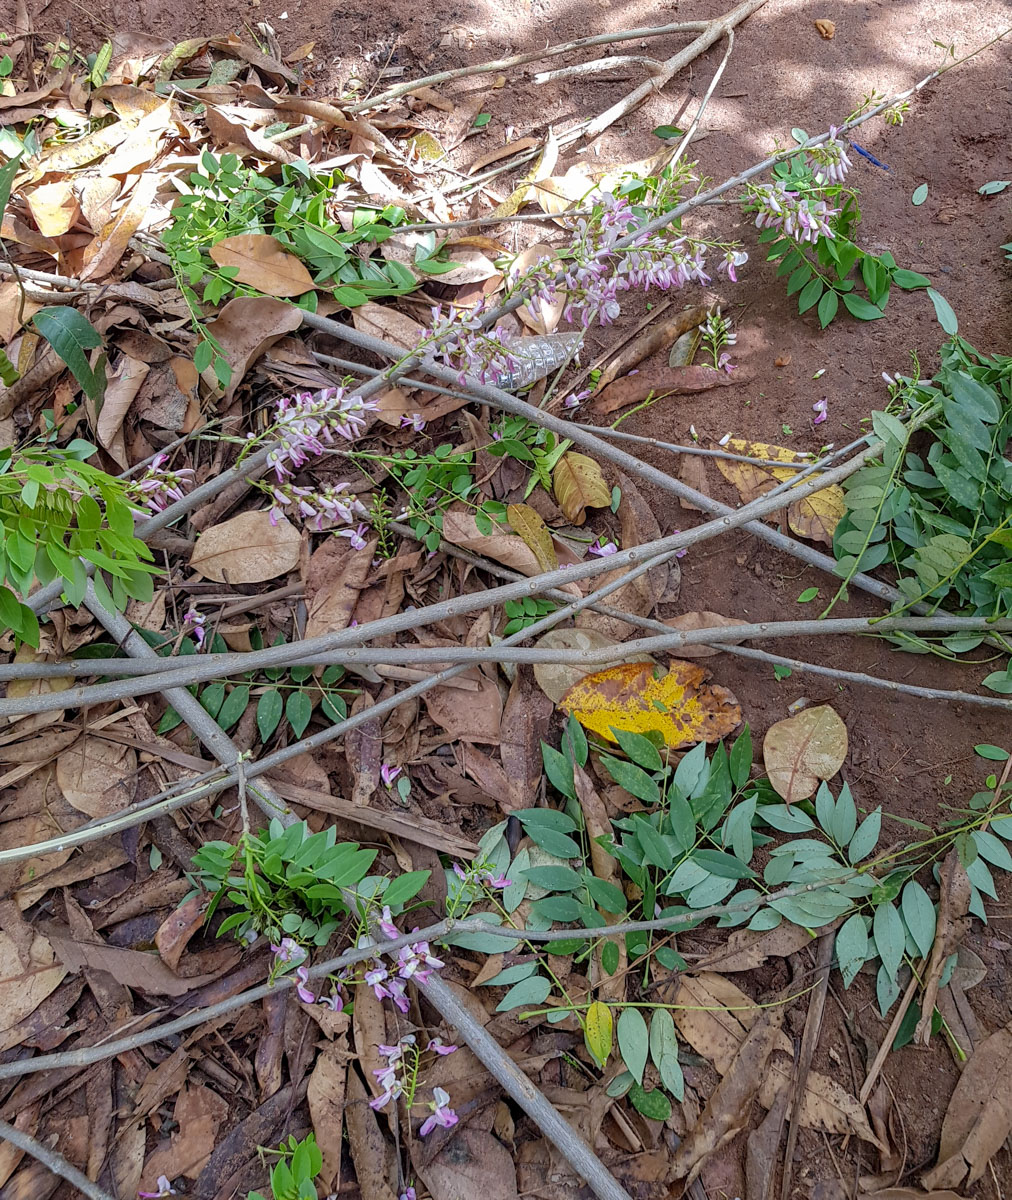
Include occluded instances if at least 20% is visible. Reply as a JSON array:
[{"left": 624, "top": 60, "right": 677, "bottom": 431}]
[{"left": 0, "top": 11, "right": 1006, "bottom": 1200}]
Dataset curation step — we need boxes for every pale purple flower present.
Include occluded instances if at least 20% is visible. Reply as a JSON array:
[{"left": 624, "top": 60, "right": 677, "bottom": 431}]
[
  {"left": 717, "top": 249, "right": 749, "bottom": 282},
  {"left": 812, "top": 397, "right": 828, "bottom": 425},
  {"left": 400, "top": 413, "right": 427, "bottom": 432},
  {"left": 419, "top": 1087, "right": 459, "bottom": 1137},
  {"left": 588, "top": 538, "right": 617, "bottom": 557},
  {"left": 478, "top": 868, "right": 512, "bottom": 889},
  {"left": 717, "top": 352, "right": 736, "bottom": 374},
  {"left": 670, "top": 531, "right": 688, "bottom": 559},
  {"left": 295, "top": 964, "right": 316, "bottom": 1004},
  {"left": 266, "top": 386, "right": 376, "bottom": 482},
  {"left": 271, "top": 937, "right": 305, "bottom": 965},
  {"left": 319, "top": 987, "right": 345, "bottom": 1012},
  {"left": 138, "top": 1177, "right": 176, "bottom": 1198},
  {"left": 808, "top": 128, "right": 852, "bottom": 185},
  {"left": 752, "top": 181, "right": 838, "bottom": 244},
  {"left": 183, "top": 605, "right": 206, "bottom": 649},
  {"left": 269, "top": 480, "right": 367, "bottom": 532},
  {"left": 400, "top": 1189, "right": 417, "bottom": 1200},
  {"left": 379, "top": 905, "right": 399, "bottom": 940},
  {"left": 381, "top": 764, "right": 402, "bottom": 788},
  {"left": 337, "top": 522, "right": 370, "bottom": 550},
  {"left": 132, "top": 454, "right": 195, "bottom": 514},
  {"left": 452, "top": 862, "right": 467, "bottom": 881},
  {"left": 427, "top": 1037, "right": 457, "bottom": 1055},
  {"left": 563, "top": 388, "right": 591, "bottom": 411}
]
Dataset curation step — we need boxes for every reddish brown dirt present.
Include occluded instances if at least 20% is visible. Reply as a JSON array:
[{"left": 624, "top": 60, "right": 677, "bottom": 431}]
[{"left": 11, "top": 0, "right": 1012, "bottom": 1192}]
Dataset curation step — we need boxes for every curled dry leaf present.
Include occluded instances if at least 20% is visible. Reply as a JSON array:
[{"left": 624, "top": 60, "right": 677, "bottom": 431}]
[
  {"left": 922, "top": 1017, "right": 1012, "bottom": 1190},
  {"left": 352, "top": 301, "right": 426, "bottom": 351},
  {"left": 208, "top": 233, "right": 314, "bottom": 297},
  {"left": 763, "top": 704, "right": 848, "bottom": 804},
  {"left": 200, "top": 296, "right": 304, "bottom": 401},
  {"left": 506, "top": 503, "right": 557, "bottom": 572},
  {"left": 56, "top": 736, "right": 137, "bottom": 817},
  {"left": 594, "top": 305, "right": 708, "bottom": 392},
  {"left": 97, "top": 355, "right": 149, "bottom": 467},
  {"left": 915, "top": 849, "right": 971, "bottom": 1044},
  {"left": 662, "top": 611, "right": 748, "bottom": 657},
  {"left": 815, "top": 18, "right": 836, "bottom": 37},
  {"left": 80, "top": 171, "right": 160, "bottom": 282},
  {"left": 190, "top": 511, "right": 301, "bottom": 584},
  {"left": 593, "top": 364, "right": 745, "bottom": 414},
  {"left": 25, "top": 181, "right": 79, "bottom": 237},
  {"left": 305, "top": 537, "right": 376, "bottom": 641},
  {"left": 559, "top": 660, "right": 741, "bottom": 748},
  {"left": 441, "top": 505, "right": 580, "bottom": 593},
  {"left": 553, "top": 451, "right": 611, "bottom": 525},
  {"left": 714, "top": 438, "right": 845, "bottom": 545},
  {"left": 532, "top": 628, "right": 658, "bottom": 703}
]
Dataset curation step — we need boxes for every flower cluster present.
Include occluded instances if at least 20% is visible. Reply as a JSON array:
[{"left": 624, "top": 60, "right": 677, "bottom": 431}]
[
  {"left": 451, "top": 860, "right": 512, "bottom": 890},
  {"left": 271, "top": 939, "right": 347, "bottom": 1011},
  {"left": 369, "top": 1034, "right": 458, "bottom": 1115},
  {"left": 268, "top": 479, "right": 368, "bottom": 531},
  {"left": 806, "top": 128, "right": 853, "bottom": 185},
  {"left": 751, "top": 180, "right": 839, "bottom": 243},
  {"left": 131, "top": 453, "right": 195, "bottom": 514},
  {"left": 361, "top": 906, "right": 445, "bottom": 1014},
  {"left": 422, "top": 302, "right": 522, "bottom": 388},
  {"left": 267, "top": 386, "right": 376, "bottom": 482}
]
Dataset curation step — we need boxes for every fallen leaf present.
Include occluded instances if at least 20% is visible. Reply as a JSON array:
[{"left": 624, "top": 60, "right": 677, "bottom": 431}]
[
  {"left": 500, "top": 669, "right": 554, "bottom": 809},
  {"left": 915, "top": 850, "right": 971, "bottom": 1044},
  {"left": 415, "top": 1128, "right": 519, "bottom": 1200},
  {"left": 442, "top": 504, "right": 580, "bottom": 592},
  {"left": 0, "top": 281, "right": 40, "bottom": 342},
  {"left": 190, "top": 511, "right": 301, "bottom": 584},
  {"left": 0, "top": 930, "right": 67, "bottom": 1034},
  {"left": 559, "top": 660, "right": 741, "bottom": 748},
  {"left": 553, "top": 451, "right": 611, "bottom": 525},
  {"left": 506, "top": 503, "right": 557, "bottom": 572},
  {"left": 345, "top": 1064, "right": 399, "bottom": 1200},
  {"left": 205, "top": 105, "right": 296, "bottom": 165},
  {"left": 426, "top": 671, "right": 504, "bottom": 745},
  {"left": 408, "top": 85, "right": 455, "bottom": 112},
  {"left": 308, "top": 1041, "right": 348, "bottom": 1192},
  {"left": 46, "top": 928, "right": 233, "bottom": 996},
  {"left": 815, "top": 18, "right": 836, "bottom": 38},
  {"left": 155, "top": 894, "right": 206, "bottom": 972},
  {"left": 662, "top": 612, "right": 748, "bottom": 657},
  {"left": 209, "top": 233, "right": 314, "bottom": 297},
  {"left": 862, "top": 1192, "right": 964, "bottom": 1200},
  {"left": 201, "top": 295, "right": 304, "bottom": 401},
  {"left": 595, "top": 306, "right": 708, "bottom": 392},
  {"left": 763, "top": 705, "right": 848, "bottom": 803},
  {"left": 714, "top": 438, "right": 845, "bottom": 545},
  {"left": 352, "top": 301, "right": 425, "bottom": 351},
  {"left": 96, "top": 355, "right": 149, "bottom": 467},
  {"left": 56, "top": 736, "right": 137, "bottom": 817},
  {"left": 468, "top": 136, "right": 539, "bottom": 175},
  {"left": 532, "top": 628, "right": 658, "bottom": 703},
  {"left": 80, "top": 171, "right": 160, "bottom": 281},
  {"left": 140, "top": 1083, "right": 228, "bottom": 1187},
  {"left": 701, "top": 921, "right": 816, "bottom": 971},
  {"left": 593, "top": 364, "right": 746, "bottom": 414},
  {"left": 305, "top": 537, "right": 376, "bottom": 641},
  {"left": 25, "top": 181, "right": 79, "bottom": 237},
  {"left": 406, "top": 130, "right": 445, "bottom": 162},
  {"left": 531, "top": 165, "right": 595, "bottom": 216}
]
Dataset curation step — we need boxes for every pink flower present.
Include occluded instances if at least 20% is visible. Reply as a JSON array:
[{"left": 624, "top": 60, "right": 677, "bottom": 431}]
[
  {"left": 588, "top": 538, "right": 617, "bottom": 557},
  {"left": 379, "top": 905, "right": 399, "bottom": 939},
  {"left": 717, "top": 248, "right": 749, "bottom": 283},
  {"left": 427, "top": 1038, "right": 457, "bottom": 1056},
  {"left": 295, "top": 965, "right": 316, "bottom": 1004},
  {"left": 670, "top": 531, "right": 688, "bottom": 559},
  {"left": 138, "top": 1178, "right": 176, "bottom": 1198},
  {"left": 400, "top": 1189, "right": 417, "bottom": 1200},
  {"left": 478, "top": 869, "right": 512, "bottom": 889},
  {"left": 812, "top": 397, "right": 828, "bottom": 425},
  {"left": 400, "top": 413, "right": 427, "bottom": 432},
  {"left": 337, "top": 522, "right": 370, "bottom": 550},
  {"left": 419, "top": 1087, "right": 459, "bottom": 1137},
  {"left": 381, "top": 764, "right": 402, "bottom": 788},
  {"left": 183, "top": 605, "right": 206, "bottom": 649},
  {"left": 563, "top": 388, "right": 591, "bottom": 411},
  {"left": 319, "top": 987, "right": 344, "bottom": 1012},
  {"left": 270, "top": 937, "right": 305, "bottom": 965},
  {"left": 717, "top": 352, "right": 736, "bottom": 374}
]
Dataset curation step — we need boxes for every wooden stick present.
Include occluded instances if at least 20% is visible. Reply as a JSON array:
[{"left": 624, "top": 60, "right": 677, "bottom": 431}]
[{"left": 0, "top": 1117, "right": 116, "bottom": 1200}]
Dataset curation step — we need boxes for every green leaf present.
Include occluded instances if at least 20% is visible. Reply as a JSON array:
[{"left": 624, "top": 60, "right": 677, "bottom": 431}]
[
  {"left": 255, "top": 688, "right": 285, "bottom": 742},
  {"left": 979, "top": 179, "right": 1011, "bottom": 195},
  {"left": 974, "top": 744, "right": 1009, "bottom": 761},
  {"left": 652, "top": 125, "right": 685, "bottom": 140},
  {"left": 798, "top": 275, "right": 823, "bottom": 313},
  {"left": 729, "top": 725, "right": 752, "bottom": 790},
  {"left": 617, "top": 1007, "right": 649, "bottom": 1085},
  {"left": 873, "top": 901, "right": 905, "bottom": 983},
  {"left": 612, "top": 728, "right": 663, "bottom": 771},
  {"left": 496, "top": 973, "right": 551, "bottom": 1012},
  {"left": 693, "top": 848, "right": 755, "bottom": 879},
  {"left": 472, "top": 112, "right": 492, "bottom": 128},
  {"left": 848, "top": 807, "right": 881, "bottom": 863},
  {"left": 32, "top": 308, "right": 106, "bottom": 403},
  {"left": 831, "top": 783, "right": 858, "bottom": 846},
  {"left": 523, "top": 865, "right": 583, "bottom": 891},
  {"left": 629, "top": 1082, "right": 671, "bottom": 1121},
  {"left": 926, "top": 287, "right": 958, "bottom": 334},
  {"left": 836, "top": 913, "right": 868, "bottom": 988},
  {"left": 286, "top": 690, "right": 314, "bottom": 738},
  {"left": 0, "top": 150, "right": 23, "bottom": 219},
  {"left": 585, "top": 1000, "right": 614, "bottom": 1068},
  {"left": 217, "top": 684, "right": 249, "bottom": 732},
  {"left": 479, "top": 961, "right": 538, "bottom": 987},
  {"left": 797, "top": 587, "right": 819, "bottom": 603},
  {"left": 900, "top": 880, "right": 936, "bottom": 958},
  {"left": 981, "top": 671, "right": 1012, "bottom": 695},
  {"left": 525, "top": 826, "right": 580, "bottom": 859},
  {"left": 382, "top": 869, "right": 431, "bottom": 909},
  {"left": 648, "top": 1009, "right": 679, "bottom": 1081},
  {"left": 601, "top": 755, "right": 659, "bottom": 805},
  {"left": 911, "top": 183, "right": 928, "bottom": 205},
  {"left": 892, "top": 269, "right": 931, "bottom": 289},
  {"left": 601, "top": 939, "right": 620, "bottom": 974},
  {"left": 842, "top": 293, "right": 885, "bottom": 321},
  {"left": 542, "top": 742, "right": 576, "bottom": 799},
  {"left": 586, "top": 875, "right": 627, "bottom": 914},
  {"left": 529, "top": 894, "right": 584, "bottom": 923},
  {"left": 817, "top": 288, "right": 839, "bottom": 328}
]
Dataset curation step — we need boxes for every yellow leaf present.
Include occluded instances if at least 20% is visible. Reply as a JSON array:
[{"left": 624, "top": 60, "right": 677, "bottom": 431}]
[
  {"left": 208, "top": 233, "right": 315, "bottom": 298},
  {"left": 25, "top": 182, "right": 79, "bottom": 237},
  {"left": 560, "top": 661, "right": 741, "bottom": 749},
  {"left": 762, "top": 705, "right": 848, "bottom": 804},
  {"left": 585, "top": 1000, "right": 613, "bottom": 1069},
  {"left": 406, "top": 131, "right": 445, "bottom": 162},
  {"left": 506, "top": 503, "right": 558, "bottom": 572},
  {"left": 715, "top": 438, "right": 845, "bottom": 545},
  {"left": 553, "top": 452, "right": 611, "bottom": 525}
]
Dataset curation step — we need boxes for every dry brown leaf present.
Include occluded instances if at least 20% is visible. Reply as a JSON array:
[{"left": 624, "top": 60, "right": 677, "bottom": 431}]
[
  {"left": 916, "top": 850, "right": 972, "bottom": 1044},
  {"left": 190, "top": 511, "right": 301, "bottom": 584},
  {"left": 56, "top": 736, "right": 136, "bottom": 817},
  {"left": 0, "top": 282, "right": 40, "bottom": 342},
  {"left": 509, "top": 242, "right": 563, "bottom": 334},
  {"left": 408, "top": 84, "right": 455, "bottom": 112},
  {"left": 595, "top": 305, "right": 708, "bottom": 392},
  {"left": 763, "top": 705, "right": 848, "bottom": 803},
  {"left": 96, "top": 356, "right": 149, "bottom": 467},
  {"left": 815, "top": 18, "right": 836, "bottom": 37},
  {"left": 531, "top": 165, "right": 594, "bottom": 216},
  {"left": 155, "top": 894, "right": 205, "bottom": 972},
  {"left": 442, "top": 505, "right": 580, "bottom": 593},
  {"left": 433, "top": 244, "right": 500, "bottom": 286},
  {"left": 308, "top": 1041, "right": 347, "bottom": 1192},
  {"left": 200, "top": 296, "right": 304, "bottom": 400},
  {"left": 305, "top": 537, "right": 375, "bottom": 641},
  {"left": 209, "top": 233, "right": 314, "bottom": 297},
  {"left": 415, "top": 1128, "right": 519, "bottom": 1200},
  {"left": 553, "top": 451, "right": 610, "bottom": 525},
  {"left": 861, "top": 1192, "right": 964, "bottom": 1200},
  {"left": 532, "top": 628, "right": 658, "bottom": 704},
  {"left": 662, "top": 611, "right": 748, "bottom": 657},
  {"left": 593, "top": 364, "right": 745, "bottom": 414},
  {"left": 80, "top": 171, "right": 160, "bottom": 281},
  {"left": 205, "top": 105, "right": 296, "bottom": 165},
  {"left": 25, "top": 181, "right": 79, "bottom": 237},
  {"left": 46, "top": 928, "right": 233, "bottom": 996},
  {"left": 140, "top": 1083, "right": 228, "bottom": 1187},
  {"left": 426, "top": 671, "right": 504, "bottom": 745},
  {"left": 468, "top": 136, "right": 539, "bottom": 175},
  {"left": 345, "top": 1068, "right": 398, "bottom": 1200},
  {"left": 0, "top": 930, "right": 67, "bottom": 1034},
  {"left": 671, "top": 998, "right": 786, "bottom": 1185},
  {"left": 500, "top": 669, "right": 554, "bottom": 810},
  {"left": 702, "top": 921, "right": 815, "bottom": 971},
  {"left": 38, "top": 120, "right": 131, "bottom": 172},
  {"left": 560, "top": 660, "right": 741, "bottom": 748},
  {"left": 352, "top": 301, "right": 426, "bottom": 350},
  {"left": 506, "top": 503, "right": 557, "bottom": 572}
]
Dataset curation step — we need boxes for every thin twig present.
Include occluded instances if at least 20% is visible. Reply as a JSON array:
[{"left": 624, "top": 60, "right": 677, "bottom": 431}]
[
  {"left": 669, "top": 26, "right": 734, "bottom": 169},
  {"left": 0, "top": 1116, "right": 116, "bottom": 1200},
  {"left": 533, "top": 54, "right": 666, "bottom": 85}
]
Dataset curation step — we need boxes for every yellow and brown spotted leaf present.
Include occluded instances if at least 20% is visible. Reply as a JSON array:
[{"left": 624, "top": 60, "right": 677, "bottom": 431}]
[
  {"left": 553, "top": 451, "right": 611, "bottom": 525},
  {"left": 406, "top": 131, "right": 445, "bottom": 162},
  {"left": 714, "top": 438, "right": 845, "bottom": 545},
  {"left": 559, "top": 660, "right": 741, "bottom": 748},
  {"left": 506, "top": 503, "right": 557, "bottom": 572}
]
